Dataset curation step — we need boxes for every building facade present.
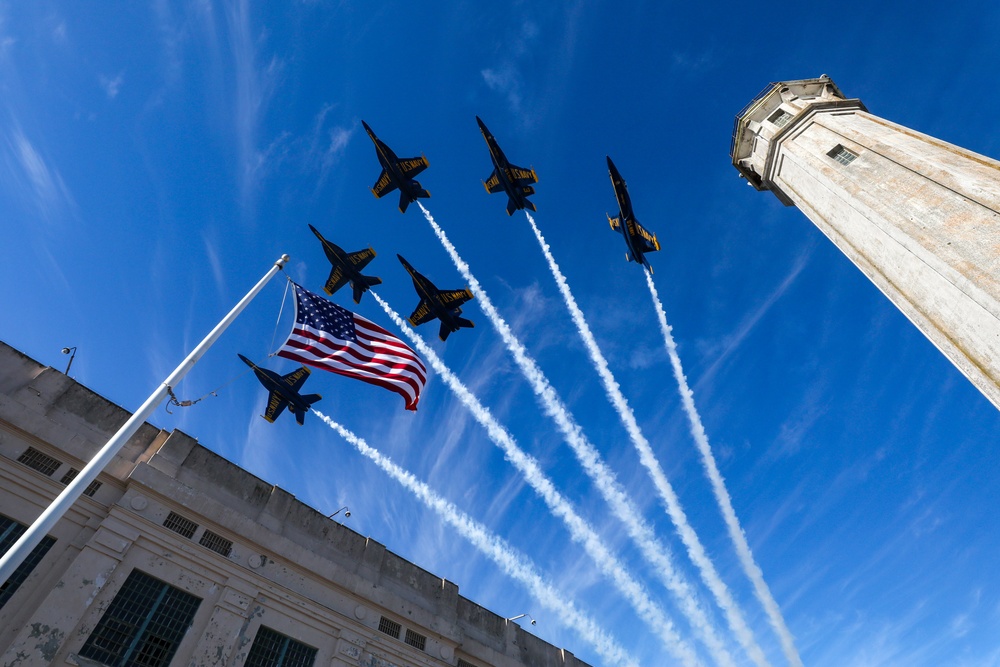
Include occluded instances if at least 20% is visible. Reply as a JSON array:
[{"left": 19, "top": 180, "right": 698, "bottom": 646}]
[
  {"left": 0, "top": 341, "right": 589, "bottom": 667},
  {"left": 731, "top": 76, "right": 1000, "bottom": 409}
]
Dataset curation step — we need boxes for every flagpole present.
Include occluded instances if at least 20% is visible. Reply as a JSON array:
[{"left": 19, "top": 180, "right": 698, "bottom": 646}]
[{"left": 0, "top": 254, "right": 290, "bottom": 587}]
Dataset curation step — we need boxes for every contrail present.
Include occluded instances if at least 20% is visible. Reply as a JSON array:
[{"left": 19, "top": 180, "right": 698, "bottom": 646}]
[
  {"left": 369, "top": 290, "right": 703, "bottom": 667},
  {"left": 312, "top": 410, "right": 639, "bottom": 667},
  {"left": 416, "top": 201, "right": 745, "bottom": 666},
  {"left": 645, "top": 271, "right": 803, "bottom": 667},
  {"left": 524, "top": 212, "right": 770, "bottom": 667}
]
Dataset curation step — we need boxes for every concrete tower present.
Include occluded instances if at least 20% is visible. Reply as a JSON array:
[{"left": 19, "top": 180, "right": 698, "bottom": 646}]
[{"left": 731, "top": 76, "right": 1000, "bottom": 409}]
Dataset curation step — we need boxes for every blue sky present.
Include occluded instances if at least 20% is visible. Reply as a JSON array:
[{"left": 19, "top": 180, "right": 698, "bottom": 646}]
[{"left": 3, "top": 1, "right": 1000, "bottom": 665}]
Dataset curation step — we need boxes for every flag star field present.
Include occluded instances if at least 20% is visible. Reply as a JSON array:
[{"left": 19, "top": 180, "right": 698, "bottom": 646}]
[{"left": 3, "top": 2, "right": 1000, "bottom": 666}]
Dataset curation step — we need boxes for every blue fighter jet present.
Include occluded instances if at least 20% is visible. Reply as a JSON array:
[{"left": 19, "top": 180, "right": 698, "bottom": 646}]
[
  {"left": 477, "top": 116, "right": 538, "bottom": 215},
  {"left": 606, "top": 156, "right": 661, "bottom": 273},
  {"left": 362, "top": 121, "right": 430, "bottom": 213},
  {"left": 239, "top": 354, "right": 321, "bottom": 425},
  {"left": 397, "top": 254, "right": 475, "bottom": 342}
]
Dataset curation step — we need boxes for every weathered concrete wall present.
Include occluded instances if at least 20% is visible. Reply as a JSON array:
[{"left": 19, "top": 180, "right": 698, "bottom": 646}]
[
  {"left": 0, "top": 342, "right": 592, "bottom": 667},
  {"left": 732, "top": 77, "right": 1000, "bottom": 409}
]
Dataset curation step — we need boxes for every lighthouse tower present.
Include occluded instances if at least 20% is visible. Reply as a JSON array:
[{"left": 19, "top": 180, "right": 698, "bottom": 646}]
[{"left": 731, "top": 76, "right": 1000, "bottom": 409}]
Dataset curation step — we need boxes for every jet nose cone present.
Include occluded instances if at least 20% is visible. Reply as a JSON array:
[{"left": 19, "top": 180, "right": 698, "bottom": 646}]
[{"left": 475, "top": 116, "right": 486, "bottom": 129}]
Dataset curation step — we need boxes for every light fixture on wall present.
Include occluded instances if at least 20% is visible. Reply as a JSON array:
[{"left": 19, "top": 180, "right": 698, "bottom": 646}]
[{"left": 61, "top": 347, "right": 77, "bottom": 375}]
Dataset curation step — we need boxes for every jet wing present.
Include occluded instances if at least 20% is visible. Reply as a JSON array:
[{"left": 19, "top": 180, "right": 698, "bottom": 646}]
[
  {"left": 629, "top": 220, "right": 661, "bottom": 254},
  {"left": 323, "top": 265, "right": 350, "bottom": 297},
  {"left": 263, "top": 392, "right": 289, "bottom": 423},
  {"left": 507, "top": 165, "right": 538, "bottom": 185},
  {"left": 398, "top": 156, "right": 429, "bottom": 178},
  {"left": 347, "top": 247, "right": 376, "bottom": 268},
  {"left": 372, "top": 170, "right": 396, "bottom": 198},
  {"left": 437, "top": 288, "right": 474, "bottom": 309},
  {"left": 281, "top": 366, "right": 312, "bottom": 392},
  {"left": 408, "top": 300, "right": 437, "bottom": 326},
  {"left": 484, "top": 171, "right": 504, "bottom": 194}
]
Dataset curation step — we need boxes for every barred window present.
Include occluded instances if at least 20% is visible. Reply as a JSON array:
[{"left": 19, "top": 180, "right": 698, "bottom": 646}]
[
  {"left": 0, "top": 515, "right": 56, "bottom": 609},
  {"left": 198, "top": 530, "right": 233, "bottom": 558},
  {"left": 457, "top": 659, "right": 478, "bottom": 667},
  {"left": 16, "top": 447, "right": 62, "bottom": 476},
  {"left": 378, "top": 616, "right": 401, "bottom": 639},
  {"left": 244, "top": 626, "right": 317, "bottom": 667},
  {"left": 79, "top": 570, "right": 201, "bottom": 667},
  {"left": 828, "top": 144, "right": 858, "bottom": 165},
  {"left": 404, "top": 628, "right": 426, "bottom": 651},
  {"left": 163, "top": 512, "right": 198, "bottom": 539},
  {"left": 59, "top": 468, "right": 103, "bottom": 496}
]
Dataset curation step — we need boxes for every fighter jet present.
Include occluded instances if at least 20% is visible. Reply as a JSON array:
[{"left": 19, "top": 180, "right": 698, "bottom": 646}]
[
  {"left": 238, "top": 354, "right": 321, "bottom": 425},
  {"left": 396, "top": 254, "right": 475, "bottom": 341},
  {"left": 476, "top": 116, "right": 538, "bottom": 215},
  {"left": 606, "top": 156, "right": 661, "bottom": 273},
  {"left": 362, "top": 120, "right": 430, "bottom": 213},
  {"left": 308, "top": 224, "right": 382, "bottom": 304}
]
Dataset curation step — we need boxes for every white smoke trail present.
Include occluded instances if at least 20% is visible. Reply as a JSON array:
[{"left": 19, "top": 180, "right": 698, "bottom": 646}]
[
  {"left": 369, "top": 290, "right": 703, "bottom": 667},
  {"left": 312, "top": 410, "right": 639, "bottom": 667},
  {"left": 645, "top": 271, "right": 803, "bottom": 667},
  {"left": 524, "top": 212, "right": 770, "bottom": 667},
  {"left": 415, "top": 201, "right": 748, "bottom": 665}
]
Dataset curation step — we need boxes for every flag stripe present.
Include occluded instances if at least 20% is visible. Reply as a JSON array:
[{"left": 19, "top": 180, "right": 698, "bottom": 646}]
[
  {"left": 281, "top": 336, "right": 426, "bottom": 398},
  {"left": 277, "top": 283, "right": 426, "bottom": 411}
]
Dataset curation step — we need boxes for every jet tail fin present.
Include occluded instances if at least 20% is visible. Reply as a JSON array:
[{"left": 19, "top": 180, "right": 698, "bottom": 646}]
[
  {"left": 352, "top": 275, "right": 383, "bottom": 304},
  {"left": 506, "top": 197, "right": 518, "bottom": 216},
  {"left": 438, "top": 317, "right": 474, "bottom": 342},
  {"left": 399, "top": 192, "right": 411, "bottom": 214},
  {"left": 524, "top": 198, "right": 536, "bottom": 212},
  {"left": 291, "top": 393, "right": 323, "bottom": 425}
]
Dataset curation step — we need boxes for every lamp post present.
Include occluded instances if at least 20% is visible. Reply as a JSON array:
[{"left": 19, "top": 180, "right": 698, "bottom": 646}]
[{"left": 61, "top": 346, "right": 77, "bottom": 375}]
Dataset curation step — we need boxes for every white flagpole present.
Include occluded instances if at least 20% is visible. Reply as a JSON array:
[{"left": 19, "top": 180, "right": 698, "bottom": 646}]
[{"left": 0, "top": 254, "right": 290, "bottom": 586}]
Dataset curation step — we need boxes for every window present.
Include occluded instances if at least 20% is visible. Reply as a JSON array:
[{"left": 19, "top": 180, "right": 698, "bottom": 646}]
[
  {"left": 768, "top": 109, "right": 792, "bottom": 128},
  {"left": 59, "top": 468, "right": 103, "bottom": 496},
  {"left": 17, "top": 447, "right": 62, "bottom": 476},
  {"left": 244, "top": 626, "right": 317, "bottom": 667},
  {"left": 198, "top": 530, "right": 233, "bottom": 558},
  {"left": 0, "top": 515, "right": 56, "bottom": 609},
  {"left": 828, "top": 144, "right": 858, "bottom": 165},
  {"left": 78, "top": 569, "right": 201, "bottom": 667},
  {"left": 404, "top": 628, "right": 426, "bottom": 651},
  {"left": 377, "top": 616, "right": 401, "bottom": 639},
  {"left": 163, "top": 512, "right": 198, "bottom": 539},
  {"left": 457, "top": 660, "right": 479, "bottom": 667}
]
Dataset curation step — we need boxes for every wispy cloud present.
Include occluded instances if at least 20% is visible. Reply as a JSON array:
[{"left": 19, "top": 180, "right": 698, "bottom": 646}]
[
  {"left": 2, "top": 120, "right": 75, "bottom": 223},
  {"left": 306, "top": 104, "right": 355, "bottom": 191},
  {"left": 696, "top": 246, "right": 813, "bottom": 390},
  {"left": 99, "top": 72, "right": 124, "bottom": 99},
  {"left": 224, "top": 0, "right": 283, "bottom": 211}
]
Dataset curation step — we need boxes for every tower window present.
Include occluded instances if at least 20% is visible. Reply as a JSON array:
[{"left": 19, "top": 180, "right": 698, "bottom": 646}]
[
  {"left": 244, "top": 626, "right": 317, "bottom": 667},
  {"left": 828, "top": 144, "right": 858, "bottom": 165},
  {"left": 78, "top": 569, "right": 201, "bottom": 667},
  {"left": 768, "top": 109, "right": 793, "bottom": 128}
]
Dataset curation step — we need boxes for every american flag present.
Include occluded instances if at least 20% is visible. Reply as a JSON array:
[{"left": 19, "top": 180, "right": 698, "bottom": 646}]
[{"left": 278, "top": 282, "right": 427, "bottom": 411}]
